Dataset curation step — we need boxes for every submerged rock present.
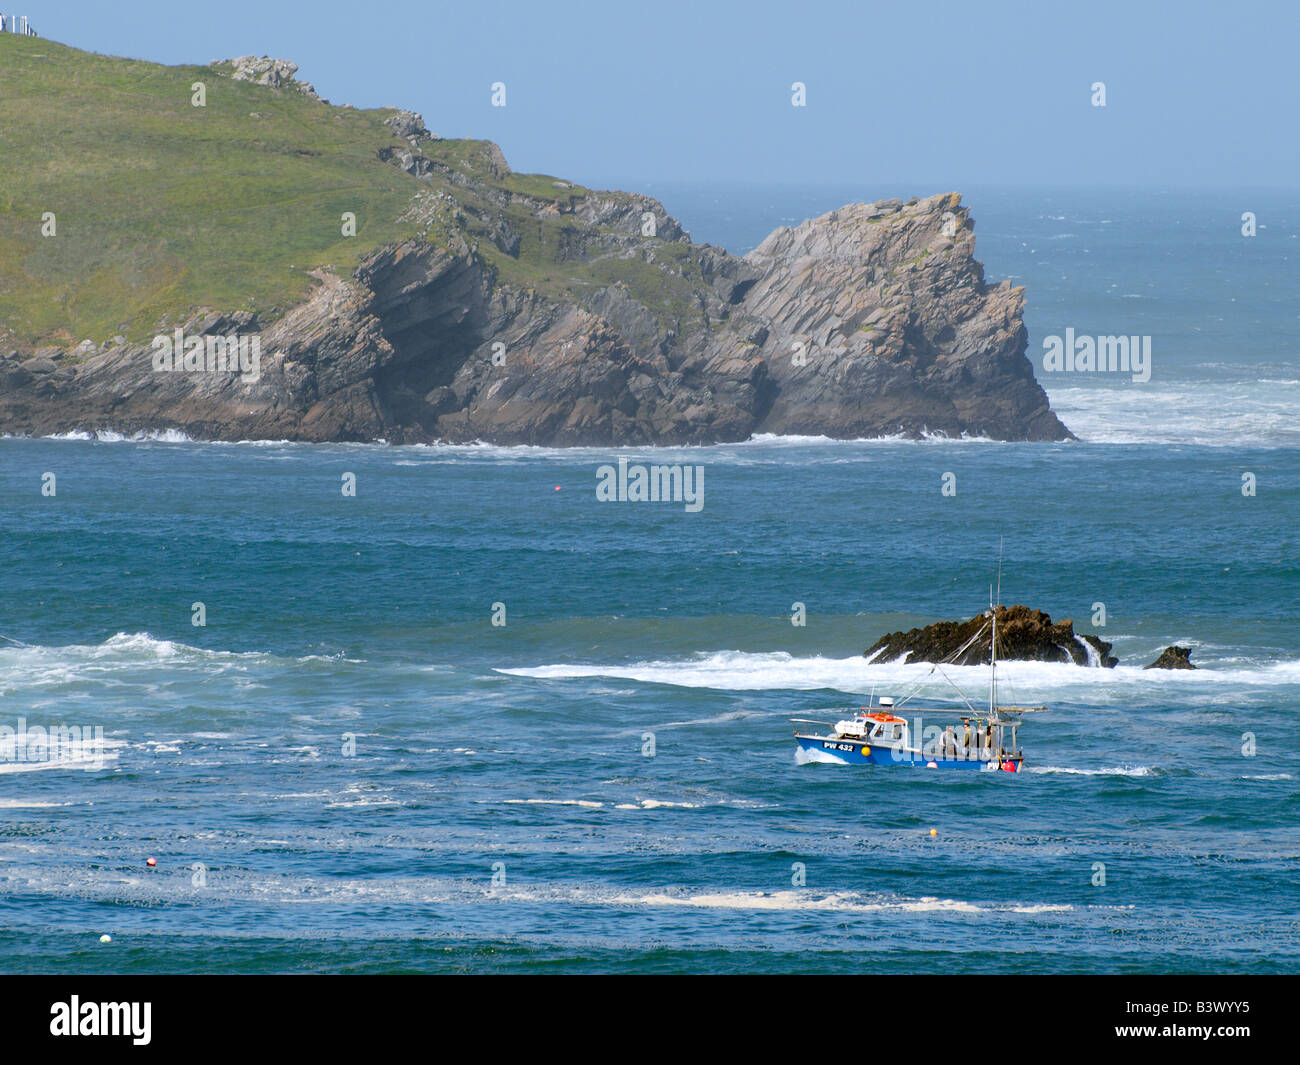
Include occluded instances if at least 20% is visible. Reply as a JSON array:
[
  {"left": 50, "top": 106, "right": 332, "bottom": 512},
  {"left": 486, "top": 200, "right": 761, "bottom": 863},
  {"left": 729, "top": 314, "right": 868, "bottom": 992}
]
[
  {"left": 865, "top": 605, "right": 1118, "bottom": 668},
  {"left": 1143, "top": 645, "right": 1196, "bottom": 670}
]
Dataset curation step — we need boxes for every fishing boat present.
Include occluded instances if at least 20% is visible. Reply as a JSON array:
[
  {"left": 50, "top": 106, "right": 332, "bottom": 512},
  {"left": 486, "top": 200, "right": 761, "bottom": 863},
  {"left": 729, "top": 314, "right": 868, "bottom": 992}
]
[{"left": 792, "top": 588, "right": 1045, "bottom": 772}]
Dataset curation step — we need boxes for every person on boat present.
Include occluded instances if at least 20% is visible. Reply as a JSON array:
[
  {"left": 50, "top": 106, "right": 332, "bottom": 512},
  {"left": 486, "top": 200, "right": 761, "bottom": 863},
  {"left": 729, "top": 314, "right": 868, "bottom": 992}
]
[
  {"left": 943, "top": 725, "right": 956, "bottom": 758},
  {"left": 961, "top": 718, "right": 972, "bottom": 753}
]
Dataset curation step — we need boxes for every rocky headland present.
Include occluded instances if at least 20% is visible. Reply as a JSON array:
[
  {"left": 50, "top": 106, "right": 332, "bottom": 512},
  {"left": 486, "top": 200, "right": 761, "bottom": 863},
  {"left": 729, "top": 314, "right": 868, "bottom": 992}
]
[{"left": 0, "top": 48, "right": 1073, "bottom": 447}]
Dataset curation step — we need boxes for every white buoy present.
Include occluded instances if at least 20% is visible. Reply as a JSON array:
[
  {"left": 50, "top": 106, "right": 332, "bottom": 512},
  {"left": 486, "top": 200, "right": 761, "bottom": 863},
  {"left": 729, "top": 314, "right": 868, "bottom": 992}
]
[{"left": 99, "top": 934, "right": 112, "bottom": 944}]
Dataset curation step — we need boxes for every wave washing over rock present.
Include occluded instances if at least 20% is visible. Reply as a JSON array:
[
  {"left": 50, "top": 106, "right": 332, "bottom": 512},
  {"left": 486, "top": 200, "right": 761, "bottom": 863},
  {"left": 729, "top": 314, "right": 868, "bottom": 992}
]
[
  {"left": 864, "top": 605, "right": 1118, "bottom": 668},
  {"left": 1144, "top": 645, "right": 1196, "bottom": 670}
]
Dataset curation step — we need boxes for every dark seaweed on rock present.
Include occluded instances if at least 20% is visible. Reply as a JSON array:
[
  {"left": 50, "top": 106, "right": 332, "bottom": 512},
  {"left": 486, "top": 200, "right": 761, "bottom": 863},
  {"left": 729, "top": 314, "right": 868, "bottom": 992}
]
[
  {"left": 1143, "top": 645, "right": 1196, "bottom": 670},
  {"left": 865, "top": 605, "right": 1118, "bottom": 668}
]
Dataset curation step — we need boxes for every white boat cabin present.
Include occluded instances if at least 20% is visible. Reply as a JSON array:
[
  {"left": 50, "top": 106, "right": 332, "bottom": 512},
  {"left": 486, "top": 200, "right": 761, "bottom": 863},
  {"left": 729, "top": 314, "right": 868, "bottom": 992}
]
[{"left": 834, "top": 711, "right": 909, "bottom": 746}]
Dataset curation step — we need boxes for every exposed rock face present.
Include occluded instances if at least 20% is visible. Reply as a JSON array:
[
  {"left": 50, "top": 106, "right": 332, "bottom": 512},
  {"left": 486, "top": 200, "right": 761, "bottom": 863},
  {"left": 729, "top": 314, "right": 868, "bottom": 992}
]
[
  {"left": 1144, "top": 646, "right": 1196, "bottom": 670},
  {"left": 383, "top": 109, "right": 437, "bottom": 143},
  {"left": 212, "top": 56, "right": 322, "bottom": 100},
  {"left": 738, "top": 199, "right": 1065, "bottom": 441},
  {"left": 865, "top": 605, "right": 1118, "bottom": 668},
  {"left": 0, "top": 148, "right": 1072, "bottom": 444}
]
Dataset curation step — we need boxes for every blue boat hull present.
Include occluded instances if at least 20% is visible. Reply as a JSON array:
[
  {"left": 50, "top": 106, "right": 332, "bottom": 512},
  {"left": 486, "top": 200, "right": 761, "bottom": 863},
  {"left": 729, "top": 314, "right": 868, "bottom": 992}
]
[{"left": 795, "top": 734, "right": 1022, "bottom": 772}]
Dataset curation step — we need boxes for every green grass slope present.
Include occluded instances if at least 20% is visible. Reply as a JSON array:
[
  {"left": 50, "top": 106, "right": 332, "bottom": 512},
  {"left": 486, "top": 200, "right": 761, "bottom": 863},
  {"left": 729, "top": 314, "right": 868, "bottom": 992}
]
[
  {"left": 0, "top": 35, "right": 713, "bottom": 352},
  {"left": 0, "top": 35, "right": 439, "bottom": 346}
]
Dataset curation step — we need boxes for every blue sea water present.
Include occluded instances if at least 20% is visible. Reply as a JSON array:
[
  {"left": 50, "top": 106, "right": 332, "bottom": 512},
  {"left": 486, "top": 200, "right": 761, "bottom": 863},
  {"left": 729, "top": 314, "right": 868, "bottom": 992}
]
[{"left": 0, "top": 188, "right": 1297, "bottom": 973}]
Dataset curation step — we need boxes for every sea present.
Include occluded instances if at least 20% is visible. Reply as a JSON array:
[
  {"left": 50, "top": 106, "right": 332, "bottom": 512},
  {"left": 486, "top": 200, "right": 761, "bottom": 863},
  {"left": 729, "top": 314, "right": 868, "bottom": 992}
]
[{"left": 0, "top": 186, "right": 1296, "bottom": 974}]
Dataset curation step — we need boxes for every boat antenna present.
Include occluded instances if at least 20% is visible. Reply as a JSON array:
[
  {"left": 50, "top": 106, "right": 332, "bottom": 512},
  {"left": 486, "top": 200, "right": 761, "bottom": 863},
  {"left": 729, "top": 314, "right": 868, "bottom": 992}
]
[{"left": 996, "top": 536, "right": 1004, "bottom": 610}]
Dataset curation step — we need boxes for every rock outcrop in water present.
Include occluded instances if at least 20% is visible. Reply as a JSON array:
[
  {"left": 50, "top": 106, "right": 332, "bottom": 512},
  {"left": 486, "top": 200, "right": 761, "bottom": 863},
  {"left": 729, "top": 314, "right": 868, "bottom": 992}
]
[
  {"left": 865, "top": 605, "right": 1118, "bottom": 668},
  {"left": 0, "top": 51, "right": 1072, "bottom": 446},
  {"left": 1144, "top": 645, "right": 1196, "bottom": 669}
]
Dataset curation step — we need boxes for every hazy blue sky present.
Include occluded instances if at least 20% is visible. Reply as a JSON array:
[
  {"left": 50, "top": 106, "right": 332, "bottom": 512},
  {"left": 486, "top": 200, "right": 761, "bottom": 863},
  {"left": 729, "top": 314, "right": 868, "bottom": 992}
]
[{"left": 27, "top": 0, "right": 1300, "bottom": 191}]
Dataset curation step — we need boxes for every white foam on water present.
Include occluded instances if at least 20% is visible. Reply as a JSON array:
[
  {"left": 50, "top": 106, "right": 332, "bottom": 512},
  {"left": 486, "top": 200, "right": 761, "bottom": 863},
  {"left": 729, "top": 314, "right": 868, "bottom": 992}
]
[
  {"left": 12, "top": 430, "right": 1036, "bottom": 464},
  {"left": 0, "top": 633, "right": 365, "bottom": 692},
  {"left": 743, "top": 432, "right": 906, "bottom": 445},
  {"left": 498, "top": 649, "right": 1300, "bottom": 697},
  {"left": 0, "top": 863, "right": 1079, "bottom": 923},
  {"left": 43, "top": 428, "right": 194, "bottom": 443},
  {"left": 1073, "top": 635, "right": 1101, "bottom": 668},
  {"left": 0, "top": 733, "right": 124, "bottom": 774},
  {"left": 601, "top": 889, "right": 986, "bottom": 914},
  {"left": 611, "top": 708, "right": 755, "bottom": 736},
  {"left": 1046, "top": 379, "right": 1300, "bottom": 447},
  {"left": 1027, "top": 765, "right": 1155, "bottom": 777},
  {"left": 795, "top": 745, "right": 850, "bottom": 766},
  {"left": 488, "top": 794, "right": 755, "bottom": 811}
]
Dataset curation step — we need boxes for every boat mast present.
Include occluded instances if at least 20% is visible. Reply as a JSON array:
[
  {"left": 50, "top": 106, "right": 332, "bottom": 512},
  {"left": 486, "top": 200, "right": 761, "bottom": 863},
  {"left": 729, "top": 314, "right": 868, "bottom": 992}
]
[
  {"left": 989, "top": 582, "right": 996, "bottom": 718},
  {"left": 990, "top": 538, "right": 1003, "bottom": 718}
]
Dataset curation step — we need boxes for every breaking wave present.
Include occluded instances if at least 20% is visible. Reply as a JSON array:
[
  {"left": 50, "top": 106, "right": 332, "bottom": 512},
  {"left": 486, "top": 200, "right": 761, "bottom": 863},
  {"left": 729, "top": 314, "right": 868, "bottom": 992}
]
[
  {"left": 39, "top": 428, "right": 194, "bottom": 443},
  {"left": 498, "top": 649, "right": 1300, "bottom": 696}
]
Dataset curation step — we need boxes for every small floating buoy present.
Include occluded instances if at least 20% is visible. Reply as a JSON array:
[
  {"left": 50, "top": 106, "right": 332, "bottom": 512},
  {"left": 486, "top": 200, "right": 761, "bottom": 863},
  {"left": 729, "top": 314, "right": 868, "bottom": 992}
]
[
  {"left": 554, "top": 485, "right": 562, "bottom": 491},
  {"left": 146, "top": 857, "right": 156, "bottom": 867},
  {"left": 929, "top": 828, "right": 938, "bottom": 838},
  {"left": 99, "top": 934, "right": 112, "bottom": 944}
]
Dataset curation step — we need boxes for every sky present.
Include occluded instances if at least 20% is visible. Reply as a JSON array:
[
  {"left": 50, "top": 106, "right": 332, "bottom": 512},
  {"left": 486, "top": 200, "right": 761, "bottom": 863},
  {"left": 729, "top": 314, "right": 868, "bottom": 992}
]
[{"left": 17, "top": 0, "right": 1300, "bottom": 191}]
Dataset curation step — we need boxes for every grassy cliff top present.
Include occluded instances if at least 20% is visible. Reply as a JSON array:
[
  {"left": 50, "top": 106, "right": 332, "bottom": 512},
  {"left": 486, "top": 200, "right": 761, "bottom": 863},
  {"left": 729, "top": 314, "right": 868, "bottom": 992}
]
[{"left": 0, "top": 35, "right": 684, "bottom": 350}]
